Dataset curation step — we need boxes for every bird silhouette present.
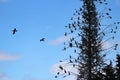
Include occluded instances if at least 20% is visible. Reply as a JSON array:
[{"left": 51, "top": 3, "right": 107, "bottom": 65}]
[
  {"left": 114, "top": 44, "right": 118, "bottom": 50},
  {"left": 40, "top": 38, "right": 45, "bottom": 42},
  {"left": 12, "top": 28, "right": 17, "bottom": 35}
]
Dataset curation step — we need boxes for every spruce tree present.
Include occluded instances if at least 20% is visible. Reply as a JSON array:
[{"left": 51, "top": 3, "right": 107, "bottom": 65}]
[
  {"left": 76, "top": 0, "right": 103, "bottom": 80},
  {"left": 55, "top": 0, "right": 119, "bottom": 80},
  {"left": 116, "top": 54, "right": 120, "bottom": 80}
]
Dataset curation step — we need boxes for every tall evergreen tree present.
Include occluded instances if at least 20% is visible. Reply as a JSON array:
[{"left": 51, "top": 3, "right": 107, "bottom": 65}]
[
  {"left": 116, "top": 54, "right": 120, "bottom": 80},
  {"left": 55, "top": 0, "right": 119, "bottom": 80},
  {"left": 76, "top": 0, "right": 104, "bottom": 80}
]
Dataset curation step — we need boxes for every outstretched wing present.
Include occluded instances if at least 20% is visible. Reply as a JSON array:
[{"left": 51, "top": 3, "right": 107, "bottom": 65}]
[{"left": 40, "top": 38, "right": 45, "bottom": 42}]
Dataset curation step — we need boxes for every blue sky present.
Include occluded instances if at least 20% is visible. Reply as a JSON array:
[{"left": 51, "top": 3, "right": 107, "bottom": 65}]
[{"left": 0, "top": 0, "right": 120, "bottom": 80}]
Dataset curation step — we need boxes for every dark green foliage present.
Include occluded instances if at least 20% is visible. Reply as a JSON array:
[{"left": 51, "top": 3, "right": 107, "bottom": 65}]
[
  {"left": 116, "top": 54, "right": 120, "bottom": 80},
  {"left": 102, "top": 61, "right": 116, "bottom": 80},
  {"left": 76, "top": 0, "right": 104, "bottom": 80}
]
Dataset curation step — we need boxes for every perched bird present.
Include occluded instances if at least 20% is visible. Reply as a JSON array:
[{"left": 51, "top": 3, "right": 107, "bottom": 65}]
[
  {"left": 40, "top": 38, "right": 45, "bottom": 42},
  {"left": 114, "top": 44, "right": 118, "bottom": 50},
  {"left": 12, "top": 28, "right": 17, "bottom": 35},
  {"left": 59, "top": 65, "right": 63, "bottom": 70}
]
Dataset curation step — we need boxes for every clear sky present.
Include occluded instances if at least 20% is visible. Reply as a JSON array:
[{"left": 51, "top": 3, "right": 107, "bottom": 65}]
[{"left": 0, "top": 0, "right": 120, "bottom": 80}]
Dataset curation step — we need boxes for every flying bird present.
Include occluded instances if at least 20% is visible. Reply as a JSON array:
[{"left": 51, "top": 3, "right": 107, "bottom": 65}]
[
  {"left": 40, "top": 38, "right": 45, "bottom": 42},
  {"left": 12, "top": 28, "right": 17, "bottom": 35}
]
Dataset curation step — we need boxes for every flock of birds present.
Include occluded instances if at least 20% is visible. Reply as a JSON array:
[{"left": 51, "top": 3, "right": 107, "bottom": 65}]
[{"left": 12, "top": 28, "right": 45, "bottom": 42}]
